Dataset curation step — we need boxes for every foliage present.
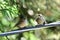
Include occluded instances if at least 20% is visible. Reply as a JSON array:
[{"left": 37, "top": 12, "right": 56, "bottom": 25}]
[{"left": 0, "top": 0, "right": 60, "bottom": 40}]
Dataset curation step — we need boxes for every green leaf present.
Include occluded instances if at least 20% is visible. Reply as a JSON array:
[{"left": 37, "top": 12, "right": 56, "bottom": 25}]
[
  {"left": 29, "top": 33, "right": 38, "bottom": 40},
  {"left": 29, "top": 19, "right": 37, "bottom": 26},
  {"left": 1, "top": 18, "right": 9, "bottom": 26}
]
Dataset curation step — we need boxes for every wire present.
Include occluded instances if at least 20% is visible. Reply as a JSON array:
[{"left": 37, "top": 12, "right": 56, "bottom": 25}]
[
  {"left": 0, "top": 21, "right": 60, "bottom": 36},
  {"left": 0, "top": 29, "right": 10, "bottom": 40}
]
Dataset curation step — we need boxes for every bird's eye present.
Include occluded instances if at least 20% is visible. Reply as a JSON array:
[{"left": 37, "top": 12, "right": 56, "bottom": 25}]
[{"left": 38, "top": 15, "right": 40, "bottom": 16}]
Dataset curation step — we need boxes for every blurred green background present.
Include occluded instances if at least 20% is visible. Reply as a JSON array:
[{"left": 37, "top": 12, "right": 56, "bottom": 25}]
[{"left": 0, "top": 0, "right": 60, "bottom": 40}]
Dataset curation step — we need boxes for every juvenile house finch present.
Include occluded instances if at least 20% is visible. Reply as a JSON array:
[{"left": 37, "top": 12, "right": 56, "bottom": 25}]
[
  {"left": 35, "top": 14, "right": 47, "bottom": 39},
  {"left": 14, "top": 14, "right": 28, "bottom": 40},
  {"left": 36, "top": 14, "right": 47, "bottom": 25},
  {"left": 15, "top": 14, "right": 28, "bottom": 29}
]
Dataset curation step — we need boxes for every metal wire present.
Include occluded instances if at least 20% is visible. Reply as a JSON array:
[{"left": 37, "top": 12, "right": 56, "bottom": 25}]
[{"left": 0, "top": 21, "right": 60, "bottom": 36}]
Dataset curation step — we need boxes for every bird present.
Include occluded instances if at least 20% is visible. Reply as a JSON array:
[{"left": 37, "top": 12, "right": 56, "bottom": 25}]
[
  {"left": 34, "top": 13, "right": 47, "bottom": 39},
  {"left": 36, "top": 14, "right": 47, "bottom": 25},
  {"left": 17, "top": 18, "right": 28, "bottom": 28},
  {"left": 15, "top": 14, "right": 28, "bottom": 29},
  {"left": 14, "top": 14, "right": 28, "bottom": 40}
]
